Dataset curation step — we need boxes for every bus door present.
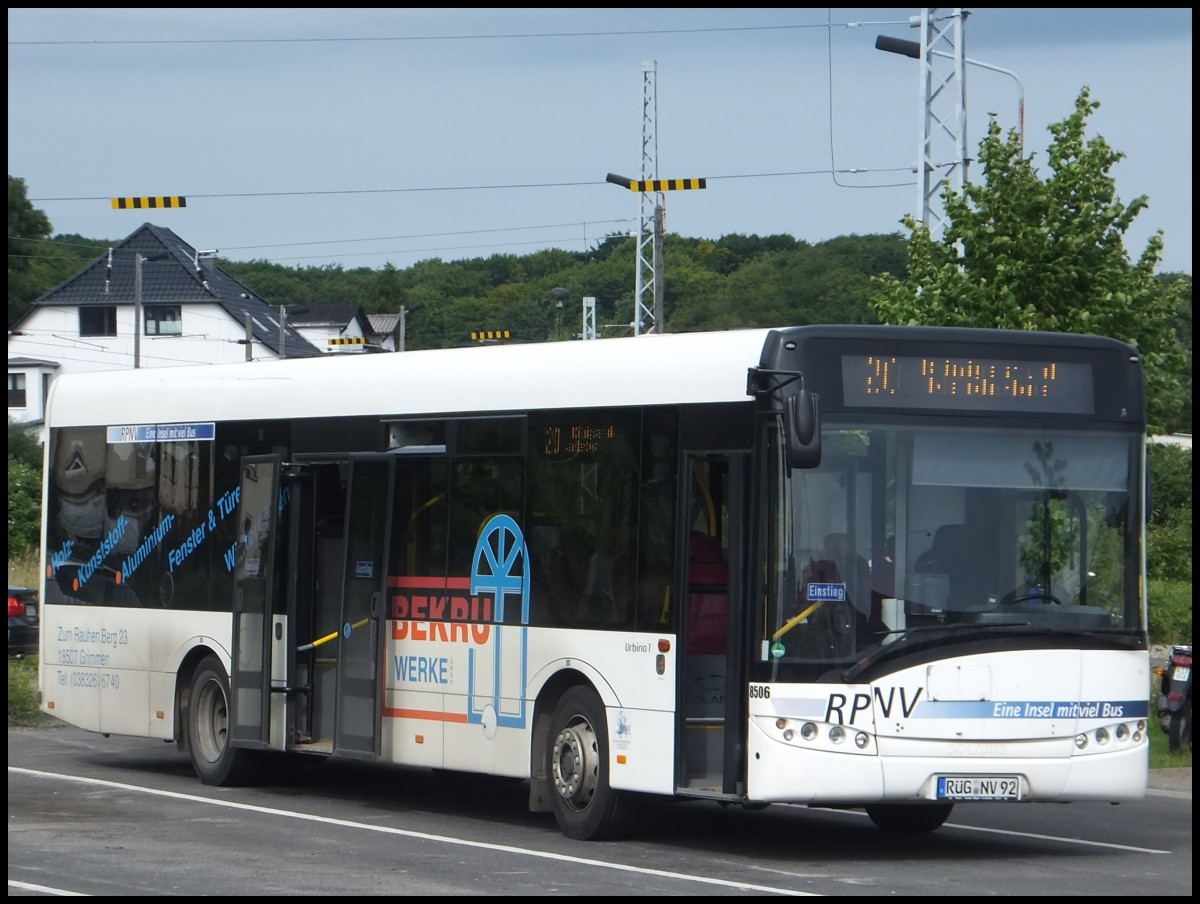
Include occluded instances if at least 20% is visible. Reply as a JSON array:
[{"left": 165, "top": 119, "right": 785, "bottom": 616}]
[
  {"left": 332, "top": 454, "right": 394, "bottom": 760},
  {"left": 681, "top": 453, "right": 749, "bottom": 794},
  {"left": 230, "top": 454, "right": 287, "bottom": 751}
]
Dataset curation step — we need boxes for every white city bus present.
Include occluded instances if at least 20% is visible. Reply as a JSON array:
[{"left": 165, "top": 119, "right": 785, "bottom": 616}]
[{"left": 38, "top": 324, "right": 1150, "bottom": 839}]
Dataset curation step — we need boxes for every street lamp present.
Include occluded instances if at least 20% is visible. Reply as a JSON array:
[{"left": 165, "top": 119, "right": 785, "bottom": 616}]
[
  {"left": 549, "top": 287, "right": 569, "bottom": 341},
  {"left": 875, "top": 35, "right": 1024, "bottom": 154}
]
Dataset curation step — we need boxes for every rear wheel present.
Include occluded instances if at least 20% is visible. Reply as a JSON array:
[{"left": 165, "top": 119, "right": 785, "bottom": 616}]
[
  {"left": 864, "top": 802, "right": 953, "bottom": 834},
  {"left": 546, "top": 686, "right": 639, "bottom": 840},
  {"left": 1168, "top": 702, "right": 1192, "bottom": 753},
  {"left": 187, "top": 654, "right": 263, "bottom": 786}
]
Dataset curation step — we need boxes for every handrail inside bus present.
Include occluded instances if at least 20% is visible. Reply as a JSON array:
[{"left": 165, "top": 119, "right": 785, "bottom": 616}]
[
  {"left": 297, "top": 617, "right": 370, "bottom": 652},
  {"left": 772, "top": 601, "right": 825, "bottom": 641}
]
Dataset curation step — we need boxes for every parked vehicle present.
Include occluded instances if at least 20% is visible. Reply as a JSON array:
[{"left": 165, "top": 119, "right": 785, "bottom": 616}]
[
  {"left": 8, "top": 585, "right": 40, "bottom": 659},
  {"left": 1155, "top": 644, "right": 1193, "bottom": 753}
]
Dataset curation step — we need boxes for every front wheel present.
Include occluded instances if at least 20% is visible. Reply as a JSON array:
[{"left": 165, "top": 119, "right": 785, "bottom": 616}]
[
  {"left": 1168, "top": 701, "right": 1192, "bottom": 753},
  {"left": 187, "top": 654, "right": 263, "bottom": 786},
  {"left": 864, "top": 802, "right": 953, "bottom": 834},
  {"left": 546, "top": 686, "right": 639, "bottom": 840}
]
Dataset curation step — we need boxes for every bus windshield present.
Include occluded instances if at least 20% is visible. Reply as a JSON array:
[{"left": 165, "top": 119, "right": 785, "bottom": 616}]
[{"left": 761, "top": 418, "right": 1140, "bottom": 671}]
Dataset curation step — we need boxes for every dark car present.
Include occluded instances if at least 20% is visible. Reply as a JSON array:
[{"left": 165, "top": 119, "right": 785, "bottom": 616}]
[{"left": 8, "top": 585, "right": 39, "bottom": 658}]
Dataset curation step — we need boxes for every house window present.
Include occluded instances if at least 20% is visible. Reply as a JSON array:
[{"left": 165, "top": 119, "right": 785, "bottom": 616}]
[
  {"left": 79, "top": 306, "right": 117, "bottom": 337},
  {"left": 8, "top": 372, "right": 27, "bottom": 408},
  {"left": 144, "top": 305, "right": 183, "bottom": 336}
]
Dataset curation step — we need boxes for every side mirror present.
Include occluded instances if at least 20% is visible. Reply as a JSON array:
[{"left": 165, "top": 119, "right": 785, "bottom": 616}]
[{"left": 785, "top": 388, "right": 821, "bottom": 469}]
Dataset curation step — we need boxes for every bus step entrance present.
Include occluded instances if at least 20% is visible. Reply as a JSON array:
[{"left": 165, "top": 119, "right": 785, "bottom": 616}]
[{"left": 683, "top": 719, "right": 724, "bottom": 791}]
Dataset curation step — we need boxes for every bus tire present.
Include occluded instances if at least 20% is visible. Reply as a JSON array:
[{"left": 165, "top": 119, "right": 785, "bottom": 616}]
[
  {"left": 546, "top": 686, "right": 638, "bottom": 840},
  {"left": 187, "top": 654, "right": 263, "bottom": 787},
  {"left": 864, "top": 802, "right": 953, "bottom": 834}
]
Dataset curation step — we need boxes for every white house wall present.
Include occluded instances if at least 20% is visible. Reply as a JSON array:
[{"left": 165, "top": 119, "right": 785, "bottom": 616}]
[
  {"left": 295, "top": 323, "right": 370, "bottom": 353},
  {"left": 8, "top": 302, "right": 281, "bottom": 377}
]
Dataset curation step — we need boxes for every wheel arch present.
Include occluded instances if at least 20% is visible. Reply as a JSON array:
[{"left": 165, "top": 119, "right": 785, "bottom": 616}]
[
  {"left": 527, "top": 666, "right": 600, "bottom": 814},
  {"left": 173, "top": 642, "right": 227, "bottom": 752}
]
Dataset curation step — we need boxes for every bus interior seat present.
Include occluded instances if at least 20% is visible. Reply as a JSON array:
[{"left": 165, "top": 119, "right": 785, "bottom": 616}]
[{"left": 687, "top": 531, "right": 728, "bottom": 655}]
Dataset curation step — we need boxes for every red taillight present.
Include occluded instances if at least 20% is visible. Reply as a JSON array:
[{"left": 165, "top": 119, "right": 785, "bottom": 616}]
[
  {"left": 8, "top": 595, "right": 25, "bottom": 617},
  {"left": 1173, "top": 654, "right": 1192, "bottom": 668}
]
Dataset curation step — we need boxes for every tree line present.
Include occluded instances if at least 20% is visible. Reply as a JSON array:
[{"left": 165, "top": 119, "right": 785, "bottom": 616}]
[{"left": 8, "top": 89, "right": 1190, "bottom": 434}]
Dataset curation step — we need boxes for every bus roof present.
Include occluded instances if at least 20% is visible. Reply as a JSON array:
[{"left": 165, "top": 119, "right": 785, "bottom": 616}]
[{"left": 45, "top": 328, "right": 777, "bottom": 428}]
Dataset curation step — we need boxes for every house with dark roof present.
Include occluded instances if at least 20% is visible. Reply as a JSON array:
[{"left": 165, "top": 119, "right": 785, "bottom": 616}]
[
  {"left": 287, "top": 303, "right": 386, "bottom": 354},
  {"left": 8, "top": 223, "right": 323, "bottom": 432}
]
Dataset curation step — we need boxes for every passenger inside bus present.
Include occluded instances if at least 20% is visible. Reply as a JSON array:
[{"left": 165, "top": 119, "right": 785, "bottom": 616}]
[
  {"left": 821, "top": 532, "right": 880, "bottom": 633},
  {"left": 793, "top": 556, "right": 859, "bottom": 656}
]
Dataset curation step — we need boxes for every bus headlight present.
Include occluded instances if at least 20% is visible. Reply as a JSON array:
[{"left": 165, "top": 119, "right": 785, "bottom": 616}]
[
  {"left": 800, "top": 722, "right": 818, "bottom": 741},
  {"left": 828, "top": 725, "right": 845, "bottom": 744},
  {"left": 1074, "top": 734, "right": 1089, "bottom": 750}
]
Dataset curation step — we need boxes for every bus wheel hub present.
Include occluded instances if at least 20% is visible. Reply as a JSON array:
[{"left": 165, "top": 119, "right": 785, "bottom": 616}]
[{"left": 552, "top": 721, "right": 598, "bottom": 808}]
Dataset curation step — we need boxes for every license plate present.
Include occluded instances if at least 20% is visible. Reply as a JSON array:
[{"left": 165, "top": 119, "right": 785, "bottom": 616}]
[
  {"left": 1172, "top": 666, "right": 1191, "bottom": 682},
  {"left": 936, "top": 776, "right": 1022, "bottom": 800}
]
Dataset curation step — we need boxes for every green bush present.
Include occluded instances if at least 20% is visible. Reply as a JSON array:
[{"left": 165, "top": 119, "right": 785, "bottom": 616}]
[
  {"left": 7, "top": 420, "right": 43, "bottom": 560},
  {"left": 7, "top": 456, "right": 41, "bottom": 556},
  {"left": 1148, "top": 506, "right": 1193, "bottom": 582},
  {"left": 7, "top": 656, "right": 57, "bottom": 727},
  {"left": 1148, "top": 579, "right": 1192, "bottom": 646},
  {"left": 7, "top": 418, "right": 42, "bottom": 469},
  {"left": 1147, "top": 442, "right": 1192, "bottom": 582}
]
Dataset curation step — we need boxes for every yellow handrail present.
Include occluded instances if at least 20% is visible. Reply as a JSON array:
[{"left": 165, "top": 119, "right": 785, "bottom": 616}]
[
  {"left": 297, "top": 617, "right": 370, "bottom": 652},
  {"left": 772, "top": 601, "right": 825, "bottom": 642}
]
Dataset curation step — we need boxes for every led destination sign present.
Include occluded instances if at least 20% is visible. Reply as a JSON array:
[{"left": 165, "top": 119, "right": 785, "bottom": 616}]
[{"left": 842, "top": 355, "right": 1094, "bottom": 414}]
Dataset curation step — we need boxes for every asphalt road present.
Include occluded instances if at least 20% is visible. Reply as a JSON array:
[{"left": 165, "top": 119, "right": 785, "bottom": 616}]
[{"left": 8, "top": 721, "right": 1192, "bottom": 897}]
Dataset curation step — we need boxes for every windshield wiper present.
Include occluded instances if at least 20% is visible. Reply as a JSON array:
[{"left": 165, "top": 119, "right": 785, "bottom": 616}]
[{"left": 840, "top": 621, "right": 1031, "bottom": 682}]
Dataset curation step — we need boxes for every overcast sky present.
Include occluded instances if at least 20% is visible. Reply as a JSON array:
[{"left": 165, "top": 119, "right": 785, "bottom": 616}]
[{"left": 7, "top": 8, "right": 1193, "bottom": 277}]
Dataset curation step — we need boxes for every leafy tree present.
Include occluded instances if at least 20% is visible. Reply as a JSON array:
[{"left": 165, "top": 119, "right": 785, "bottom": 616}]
[
  {"left": 670, "top": 233, "right": 903, "bottom": 331},
  {"left": 7, "top": 456, "right": 41, "bottom": 556},
  {"left": 869, "top": 89, "right": 1187, "bottom": 433},
  {"left": 370, "top": 263, "right": 407, "bottom": 315},
  {"left": 7, "top": 418, "right": 42, "bottom": 470},
  {"left": 1146, "top": 442, "right": 1192, "bottom": 582},
  {"left": 8, "top": 175, "right": 53, "bottom": 327},
  {"left": 1158, "top": 272, "right": 1192, "bottom": 434},
  {"left": 7, "top": 420, "right": 43, "bottom": 557}
]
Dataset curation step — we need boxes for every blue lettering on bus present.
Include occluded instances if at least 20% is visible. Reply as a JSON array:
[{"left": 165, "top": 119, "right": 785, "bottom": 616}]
[
  {"left": 914, "top": 699, "right": 1151, "bottom": 718},
  {"left": 814, "top": 691, "right": 1149, "bottom": 726},
  {"left": 120, "top": 513, "right": 175, "bottom": 582},
  {"left": 106, "top": 422, "right": 216, "bottom": 444},
  {"left": 394, "top": 655, "right": 451, "bottom": 684},
  {"left": 168, "top": 521, "right": 207, "bottom": 572},
  {"left": 76, "top": 516, "right": 129, "bottom": 587}
]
